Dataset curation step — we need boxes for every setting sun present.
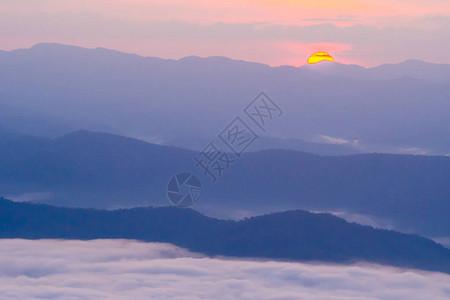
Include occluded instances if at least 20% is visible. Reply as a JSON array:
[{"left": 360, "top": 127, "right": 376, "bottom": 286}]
[{"left": 307, "top": 52, "right": 335, "bottom": 64}]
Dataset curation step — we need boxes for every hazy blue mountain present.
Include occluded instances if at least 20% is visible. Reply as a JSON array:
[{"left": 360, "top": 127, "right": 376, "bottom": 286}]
[
  {"left": 300, "top": 60, "right": 367, "bottom": 79},
  {"left": 368, "top": 59, "right": 450, "bottom": 82},
  {"left": 0, "top": 103, "right": 77, "bottom": 138},
  {"left": 301, "top": 59, "right": 450, "bottom": 82},
  {"left": 1, "top": 43, "right": 449, "bottom": 154},
  {"left": 1, "top": 197, "right": 449, "bottom": 274},
  {"left": 0, "top": 129, "right": 448, "bottom": 238},
  {"left": 0, "top": 126, "right": 51, "bottom": 163},
  {"left": 165, "top": 135, "right": 362, "bottom": 156}
]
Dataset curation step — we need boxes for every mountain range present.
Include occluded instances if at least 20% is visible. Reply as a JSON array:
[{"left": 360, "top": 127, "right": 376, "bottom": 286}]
[
  {"left": 1, "top": 197, "right": 449, "bottom": 274},
  {"left": 0, "top": 43, "right": 449, "bottom": 155},
  {"left": 0, "top": 129, "right": 448, "bottom": 238},
  {"left": 301, "top": 59, "right": 450, "bottom": 82}
]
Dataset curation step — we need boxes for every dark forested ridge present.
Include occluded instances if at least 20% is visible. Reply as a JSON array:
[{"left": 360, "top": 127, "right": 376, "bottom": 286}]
[
  {"left": 0, "top": 129, "right": 449, "bottom": 237},
  {"left": 0, "top": 198, "right": 449, "bottom": 274}
]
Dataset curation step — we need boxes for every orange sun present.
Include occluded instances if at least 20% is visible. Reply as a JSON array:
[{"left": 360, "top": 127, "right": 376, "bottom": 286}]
[{"left": 307, "top": 52, "right": 334, "bottom": 64}]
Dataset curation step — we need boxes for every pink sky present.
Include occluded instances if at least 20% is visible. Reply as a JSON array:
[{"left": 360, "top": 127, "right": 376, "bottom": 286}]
[{"left": 1, "top": 0, "right": 449, "bottom": 66}]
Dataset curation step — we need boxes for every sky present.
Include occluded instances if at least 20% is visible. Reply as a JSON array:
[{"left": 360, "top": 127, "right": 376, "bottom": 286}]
[
  {"left": 0, "top": 239, "right": 449, "bottom": 299},
  {"left": 0, "top": 0, "right": 449, "bottom": 66}
]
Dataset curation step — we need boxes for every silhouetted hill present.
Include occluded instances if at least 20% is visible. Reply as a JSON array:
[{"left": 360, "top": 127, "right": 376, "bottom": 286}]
[
  {"left": 0, "top": 129, "right": 449, "bottom": 237},
  {"left": 0, "top": 198, "right": 449, "bottom": 274}
]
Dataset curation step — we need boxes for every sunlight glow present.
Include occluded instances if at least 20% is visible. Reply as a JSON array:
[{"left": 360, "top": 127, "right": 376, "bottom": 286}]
[{"left": 307, "top": 52, "right": 335, "bottom": 64}]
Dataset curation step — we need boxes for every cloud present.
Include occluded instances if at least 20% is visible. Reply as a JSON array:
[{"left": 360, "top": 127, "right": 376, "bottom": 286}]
[
  {"left": 301, "top": 16, "right": 359, "bottom": 23},
  {"left": 397, "top": 147, "right": 429, "bottom": 155},
  {"left": 0, "top": 239, "right": 448, "bottom": 299},
  {"left": 319, "top": 134, "right": 352, "bottom": 145},
  {"left": 5, "top": 192, "right": 53, "bottom": 202}
]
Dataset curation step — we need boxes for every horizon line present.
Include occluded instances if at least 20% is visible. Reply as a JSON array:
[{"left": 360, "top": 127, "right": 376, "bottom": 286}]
[{"left": 3, "top": 42, "right": 449, "bottom": 69}]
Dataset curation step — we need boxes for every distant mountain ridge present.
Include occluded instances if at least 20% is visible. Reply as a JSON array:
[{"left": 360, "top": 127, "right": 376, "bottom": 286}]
[
  {"left": 164, "top": 135, "right": 362, "bottom": 156},
  {"left": 0, "top": 43, "right": 449, "bottom": 154},
  {"left": 301, "top": 59, "right": 450, "bottom": 82},
  {"left": 1, "top": 197, "right": 449, "bottom": 274},
  {"left": 13, "top": 43, "right": 450, "bottom": 81}
]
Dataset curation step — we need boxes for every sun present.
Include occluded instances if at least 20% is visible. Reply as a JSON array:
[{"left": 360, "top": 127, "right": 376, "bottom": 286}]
[{"left": 307, "top": 52, "right": 334, "bottom": 64}]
